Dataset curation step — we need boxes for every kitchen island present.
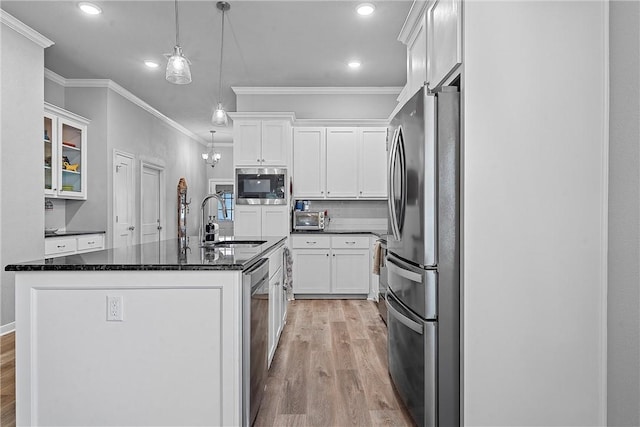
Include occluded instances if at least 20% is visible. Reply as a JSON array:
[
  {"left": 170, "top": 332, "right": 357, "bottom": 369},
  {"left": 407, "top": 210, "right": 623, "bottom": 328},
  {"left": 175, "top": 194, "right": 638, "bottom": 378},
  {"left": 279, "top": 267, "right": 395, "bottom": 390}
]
[{"left": 6, "top": 235, "right": 287, "bottom": 426}]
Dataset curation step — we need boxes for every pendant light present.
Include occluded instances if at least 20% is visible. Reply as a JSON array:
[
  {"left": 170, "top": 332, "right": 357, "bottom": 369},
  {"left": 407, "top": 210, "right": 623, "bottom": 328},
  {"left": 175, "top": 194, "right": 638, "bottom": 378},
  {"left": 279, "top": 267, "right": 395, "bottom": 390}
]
[
  {"left": 165, "top": 0, "right": 192, "bottom": 85},
  {"left": 202, "top": 130, "right": 222, "bottom": 168},
  {"left": 212, "top": 1, "right": 230, "bottom": 126}
]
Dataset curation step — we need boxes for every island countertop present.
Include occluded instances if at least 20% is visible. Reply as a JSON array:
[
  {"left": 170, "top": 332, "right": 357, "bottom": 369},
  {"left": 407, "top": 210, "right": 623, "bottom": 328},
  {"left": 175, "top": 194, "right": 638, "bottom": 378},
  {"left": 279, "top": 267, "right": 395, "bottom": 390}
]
[{"left": 6, "top": 235, "right": 287, "bottom": 271}]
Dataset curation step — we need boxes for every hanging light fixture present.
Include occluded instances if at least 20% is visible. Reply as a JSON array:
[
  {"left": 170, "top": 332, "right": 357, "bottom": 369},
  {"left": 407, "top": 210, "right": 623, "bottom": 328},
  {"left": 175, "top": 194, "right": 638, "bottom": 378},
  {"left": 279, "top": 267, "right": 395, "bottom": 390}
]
[
  {"left": 212, "top": 1, "right": 230, "bottom": 126},
  {"left": 202, "top": 130, "right": 222, "bottom": 167},
  {"left": 165, "top": 0, "right": 192, "bottom": 84}
]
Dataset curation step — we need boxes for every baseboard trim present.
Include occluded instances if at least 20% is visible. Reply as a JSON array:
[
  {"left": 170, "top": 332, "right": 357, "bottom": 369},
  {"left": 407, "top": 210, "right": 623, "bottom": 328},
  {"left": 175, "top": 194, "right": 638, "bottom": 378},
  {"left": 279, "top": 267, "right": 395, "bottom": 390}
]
[{"left": 0, "top": 322, "right": 15, "bottom": 336}]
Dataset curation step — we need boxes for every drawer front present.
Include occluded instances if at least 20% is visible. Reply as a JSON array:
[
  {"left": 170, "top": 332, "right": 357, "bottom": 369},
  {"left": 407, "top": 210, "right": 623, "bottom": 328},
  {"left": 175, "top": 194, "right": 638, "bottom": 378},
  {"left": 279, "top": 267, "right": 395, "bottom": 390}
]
[
  {"left": 77, "top": 234, "right": 105, "bottom": 252},
  {"left": 331, "top": 236, "right": 370, "bottom": 249},
  {"left": 291, "top": 235, "right": 330, "bottom": 249},
  {"left": 268, "top": 246, "right": 284, "bottom": 278},
  {"left": 45, "top": 238, "right": 77, "bottom": 256}
]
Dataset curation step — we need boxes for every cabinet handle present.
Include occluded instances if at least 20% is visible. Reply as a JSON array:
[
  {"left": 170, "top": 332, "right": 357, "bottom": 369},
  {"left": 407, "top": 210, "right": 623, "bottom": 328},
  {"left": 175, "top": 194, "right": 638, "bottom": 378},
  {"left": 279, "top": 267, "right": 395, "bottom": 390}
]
[
  {"left": 87, "top": 241, "right": 95, "bottom": 245},
  {"left": 306, "top": 241, "right": 317, "bottom": 245},
  {"left": 57, "top": 245, "right": 65, "bottom": 248},
  {"left": 346, "top": 241, "right": 356, "bottom": 245}
]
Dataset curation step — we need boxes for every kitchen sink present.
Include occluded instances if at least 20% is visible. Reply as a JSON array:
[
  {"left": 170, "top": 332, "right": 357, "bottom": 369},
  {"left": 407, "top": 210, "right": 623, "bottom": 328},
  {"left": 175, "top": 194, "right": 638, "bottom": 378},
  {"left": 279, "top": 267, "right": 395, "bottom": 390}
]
[{"left": 200, "top": 240, "right": 266, "bottom": 249}]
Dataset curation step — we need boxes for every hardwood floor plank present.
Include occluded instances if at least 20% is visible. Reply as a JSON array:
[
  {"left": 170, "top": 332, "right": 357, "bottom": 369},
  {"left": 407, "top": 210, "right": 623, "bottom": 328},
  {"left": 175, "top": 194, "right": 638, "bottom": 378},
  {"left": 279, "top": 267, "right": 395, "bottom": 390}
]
[
  {"left": 279, "top": 339, "right": 310, "bottom": 414},
  {"left": 273, "top": 414, "right": 308, "bottom": 426},
  {"left": 330, "top": 321, "right": 356, "bottom": 370},
  {"left": 342, "top": 300, "right": 369, "bottom": 340},
  {"left": 306, "top": 350, "right": 337, "bottom": 427},
  {"left": 254, "top": 376, "right": 284, "bottom": 427},
  {"left": 0, "top": 331, "right": 16, "bottom": 427},
  {"left": 334, "top": 369, "right": 373, "bottom": 426},
  {"left": 352, "top": 339, "right": 399, "bottom": 411},
  {"left": 370, "top": 409, "right": 414, "bottom": 427}
]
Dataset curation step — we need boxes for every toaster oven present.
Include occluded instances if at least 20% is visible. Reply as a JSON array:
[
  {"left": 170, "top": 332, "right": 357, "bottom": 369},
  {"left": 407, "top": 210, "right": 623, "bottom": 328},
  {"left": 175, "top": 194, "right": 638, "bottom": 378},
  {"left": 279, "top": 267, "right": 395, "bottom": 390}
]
[{"left": 293, "top": 211, "right": 325, "bottom": 230}]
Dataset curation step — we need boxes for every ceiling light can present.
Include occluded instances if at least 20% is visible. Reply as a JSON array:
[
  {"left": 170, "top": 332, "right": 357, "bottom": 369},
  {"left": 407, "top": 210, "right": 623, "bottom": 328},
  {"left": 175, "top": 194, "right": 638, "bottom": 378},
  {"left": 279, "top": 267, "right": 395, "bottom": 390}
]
[
  {"left": 356, "top": 3, "right": 375, "bottom": 16},
  {"left": 78, "top": 2, "right": 102, "bottom": 15},
  {"left": 144, "top": 60, "right": 159, "bottom": 69},
  {"left": 348, "top": 61, "right": 361, "bottom": 69}
]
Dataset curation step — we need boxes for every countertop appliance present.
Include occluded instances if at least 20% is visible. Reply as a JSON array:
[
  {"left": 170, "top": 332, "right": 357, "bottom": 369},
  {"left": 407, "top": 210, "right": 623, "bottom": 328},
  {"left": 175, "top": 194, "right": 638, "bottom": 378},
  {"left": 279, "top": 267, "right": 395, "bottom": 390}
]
[
  {"left": 242, "top": 259, "right": 269, "bottom": 427},
  {"left": 386, "top": 85, "right": 460, "bottom": 427},
  {"left": 236, "top": 168, "right": 286, "bottom": 205},
  {"left": 293, "top": 210, "right": 325, "bottom": 231}
]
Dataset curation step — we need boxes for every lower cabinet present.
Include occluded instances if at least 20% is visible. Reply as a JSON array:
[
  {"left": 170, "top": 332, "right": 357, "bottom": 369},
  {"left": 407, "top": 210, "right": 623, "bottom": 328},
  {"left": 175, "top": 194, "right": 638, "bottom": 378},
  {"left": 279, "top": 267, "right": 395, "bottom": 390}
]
[
  {"left": 45, "top": 233, "right": 105, "bottom": 258},
  {"left": 267, "top": 244, "right": 287, "bottom": 367},
  {"left": 235, "top": 205, "right": 289, "bottom": 237},
  {"left": 292, "top": 234, "right": 370, "bottom": 295}
]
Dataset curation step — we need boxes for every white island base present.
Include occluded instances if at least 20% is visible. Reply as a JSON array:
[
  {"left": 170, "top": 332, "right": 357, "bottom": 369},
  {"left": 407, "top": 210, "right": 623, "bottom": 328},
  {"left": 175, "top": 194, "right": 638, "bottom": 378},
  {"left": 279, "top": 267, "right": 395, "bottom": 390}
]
[{"left": 15, "top": 270, "right": 243, "bottom": 426}]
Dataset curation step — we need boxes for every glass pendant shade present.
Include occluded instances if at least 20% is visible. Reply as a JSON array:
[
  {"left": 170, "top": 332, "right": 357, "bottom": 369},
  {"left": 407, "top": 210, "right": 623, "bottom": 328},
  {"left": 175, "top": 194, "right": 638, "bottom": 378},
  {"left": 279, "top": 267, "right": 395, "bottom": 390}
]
[
  {"left": 212, "top": 103, "right": 228, "bottom": 126},
  {"left": 166, "top": 45, "right": 192, "bottom": 85}
]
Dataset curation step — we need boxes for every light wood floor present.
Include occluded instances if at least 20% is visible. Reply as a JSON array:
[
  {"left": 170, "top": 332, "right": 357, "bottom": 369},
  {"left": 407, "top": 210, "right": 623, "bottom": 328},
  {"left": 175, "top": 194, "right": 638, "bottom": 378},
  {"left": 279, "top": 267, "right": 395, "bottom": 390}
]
[
  {"left": 0, "top": 300, "right": 412, "bottom": 427},
  {"left": 255, "top": 299, "right": 415, "bottom": 427},
  {"left": 1, "top": 331, "right": 15, "bottom": 427}
]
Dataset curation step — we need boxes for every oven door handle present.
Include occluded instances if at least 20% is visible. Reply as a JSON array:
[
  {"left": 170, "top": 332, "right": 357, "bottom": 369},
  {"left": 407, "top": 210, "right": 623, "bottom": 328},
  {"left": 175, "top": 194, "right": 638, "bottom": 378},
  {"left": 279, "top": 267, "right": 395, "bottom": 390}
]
[{"left": 386, "top": 294, "right": 423, "bottom": 335}]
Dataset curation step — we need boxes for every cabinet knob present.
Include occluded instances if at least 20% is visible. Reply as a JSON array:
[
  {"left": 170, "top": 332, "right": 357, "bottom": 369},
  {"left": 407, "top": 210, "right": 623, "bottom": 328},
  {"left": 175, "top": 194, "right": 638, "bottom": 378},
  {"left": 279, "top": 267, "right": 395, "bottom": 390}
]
[
  {"left": 257, "top": 159, "right": 261, "bottom": 162},
  {"left": 262, "top": 159, "right": 265, "bottom": 163},
  {"left": 333, "top": 254, "right": 335, "bottom": 257},
  {"left": 321, "top": 191, "right": 324, "bottom": 194},
  {"left": 360, "top": 191, "right": 363, "bottom": 194},
  {"left": 327, "top": 191, "right": 330, "bottom": 194},
  {"left": 326, "top": 253, "right": 329, "bottom": 257},
  {"left": 157, "top": 226, "right": 163, "bottom": 230},
  {"left": 128, "top": 226, "right": 135, "bottom": 231}
]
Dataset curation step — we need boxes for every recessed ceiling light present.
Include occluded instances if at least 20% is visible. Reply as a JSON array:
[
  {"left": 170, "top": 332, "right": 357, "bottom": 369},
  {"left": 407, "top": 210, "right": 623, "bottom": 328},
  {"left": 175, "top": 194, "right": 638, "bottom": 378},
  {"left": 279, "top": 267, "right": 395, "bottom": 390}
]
[
  {"left": 144, "top": 60, "right": 160, "bottom": 69},
  {"left": 78, "top": 2, "right": 102, "bottom": 15},
  {"left": 356, "top": 3, "right": 375, "bottom": 16},
  {"left": 348, "top": 61, "right": 362, "bottom": 69}
]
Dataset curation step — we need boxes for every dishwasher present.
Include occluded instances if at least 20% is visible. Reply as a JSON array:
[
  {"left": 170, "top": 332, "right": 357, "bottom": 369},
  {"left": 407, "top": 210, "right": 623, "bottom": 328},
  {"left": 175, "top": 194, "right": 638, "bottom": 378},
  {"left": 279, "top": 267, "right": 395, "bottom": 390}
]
[{"left": 242, "top": 258, "right": 269, "bottom": 427}]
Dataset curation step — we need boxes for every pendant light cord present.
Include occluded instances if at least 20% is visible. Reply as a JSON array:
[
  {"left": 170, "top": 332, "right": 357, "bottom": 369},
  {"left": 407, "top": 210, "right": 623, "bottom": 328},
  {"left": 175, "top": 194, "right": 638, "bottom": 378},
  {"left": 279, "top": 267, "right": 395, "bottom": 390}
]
[
  {"left": 217, "top": 6, "right": 225, "bottom": 104},
  {"left": 174, "top": 0, "right": 180, "bottom": 46}
]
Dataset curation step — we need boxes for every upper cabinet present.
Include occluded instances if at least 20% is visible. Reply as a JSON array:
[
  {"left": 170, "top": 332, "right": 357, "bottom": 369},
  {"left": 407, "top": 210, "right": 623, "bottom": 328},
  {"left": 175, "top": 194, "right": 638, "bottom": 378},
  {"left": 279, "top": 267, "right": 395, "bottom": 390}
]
[
  {"left": 230, "top": 114, "right": 294, "bottom": 167},
  {"left": 293, "top": 126, "right": 387, "bottom": 200},
  {"left": 44, "top": 103, "right": 89, "bottom": 200},
  {"left": 426, "top": 0, "right": 462, "bottom": 88}
]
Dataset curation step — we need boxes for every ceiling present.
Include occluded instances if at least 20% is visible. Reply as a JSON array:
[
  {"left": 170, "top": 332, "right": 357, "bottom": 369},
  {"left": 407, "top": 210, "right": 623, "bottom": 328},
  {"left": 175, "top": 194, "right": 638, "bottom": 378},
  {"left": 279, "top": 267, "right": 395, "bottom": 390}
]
[{"left": 1, "top": 1, "right": 412, "bottom": 143}]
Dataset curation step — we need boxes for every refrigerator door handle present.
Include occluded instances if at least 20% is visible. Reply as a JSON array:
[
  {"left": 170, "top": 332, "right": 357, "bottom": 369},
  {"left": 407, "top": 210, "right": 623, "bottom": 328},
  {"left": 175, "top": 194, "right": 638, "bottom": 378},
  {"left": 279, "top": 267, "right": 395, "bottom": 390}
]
[
  {"left": 386, "top": 293, "right": 424, "bottom": 335},
  {"left": 387, "top": 258, "right": 423, "bottom": 283},
  {"left": 388, "top": 127, "right": 401, "bottom": 240}
]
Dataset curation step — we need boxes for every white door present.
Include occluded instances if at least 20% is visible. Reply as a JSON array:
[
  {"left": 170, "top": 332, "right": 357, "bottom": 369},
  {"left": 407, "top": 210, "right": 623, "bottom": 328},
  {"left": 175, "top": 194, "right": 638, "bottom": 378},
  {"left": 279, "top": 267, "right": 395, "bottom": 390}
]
[
  {"left": 141, "top": 163, "right": 164, "bottom": 244},
  {"left": 359, "top": 128, "right": 388, "bottom": 198},
  {"left": 293, "top": 127, "right": 325, "bottom": 198},
  {"left": 326, "top": 128, "right": 358, "bottom": 198},
  {"left": 113, "top": 152, "right": 135, "bottom": 248}
]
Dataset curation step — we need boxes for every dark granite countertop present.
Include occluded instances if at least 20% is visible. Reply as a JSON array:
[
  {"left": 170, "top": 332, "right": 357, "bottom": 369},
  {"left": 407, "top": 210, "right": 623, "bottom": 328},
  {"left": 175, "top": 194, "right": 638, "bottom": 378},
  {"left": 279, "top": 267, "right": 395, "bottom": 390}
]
[
  {"left": 291, "top": 229, "right": 388, "bottom": 239},
  {"left": 6, "top": 235, "right": 287, "bottom": 272},
  {"left": 45, "top": 230, "right": 106, "bottom": 238}
]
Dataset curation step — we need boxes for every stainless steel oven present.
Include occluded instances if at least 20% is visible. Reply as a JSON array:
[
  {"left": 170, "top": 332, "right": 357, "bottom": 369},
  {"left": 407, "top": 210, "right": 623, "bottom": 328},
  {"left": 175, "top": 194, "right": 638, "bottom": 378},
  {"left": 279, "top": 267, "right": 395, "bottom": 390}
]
[
  {"left": 242, "top": 259, "right": 269, "bottom": 427},
  {"left": 236, "top": 168, "right": 286, "bottom": 205}
]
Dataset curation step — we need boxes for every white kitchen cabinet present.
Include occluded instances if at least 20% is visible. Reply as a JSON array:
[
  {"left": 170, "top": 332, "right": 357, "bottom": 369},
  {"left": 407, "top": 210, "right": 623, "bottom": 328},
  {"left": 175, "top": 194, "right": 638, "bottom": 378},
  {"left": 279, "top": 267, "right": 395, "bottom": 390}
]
[
  {"left": 291, "top": 234, "right": 370, "bottom": 296},
  {"left": 358, "top": 128, "right": 388, "bottom": 198},
  {"left": 268, "top": 266, "right": 283, "bottom": 366},
  {"left": 407, "top": 13, "right": 428, "bottom": 98},
  {"left": 45, "top": 233, "right": 105, "bottom": 258},
  {"left": 232, "top": 119, "right": 291, "bottom": 166},
  {"left": 326, "top": 128, "right": 359, "bottom": 198},
  {"left": 293, "top": 127, "right": 387, "bottom": 200},
  {"left": 292, "top": 127, "right": 325, "bottom": 198},
  {"left": 427, "top": 0, "right": 462, "bottom": 89},
  {"left": 235, "top": 205, "right": 289, "bottom": 237},
  {"left": 44, "top": 103, "right": 89, "bottom": 200}
]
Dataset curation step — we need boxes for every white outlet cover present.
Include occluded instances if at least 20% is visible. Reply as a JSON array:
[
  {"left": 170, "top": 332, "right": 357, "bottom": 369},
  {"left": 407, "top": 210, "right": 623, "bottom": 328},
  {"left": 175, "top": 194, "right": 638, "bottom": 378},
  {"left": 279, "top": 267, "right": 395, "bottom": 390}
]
[{"left": 106, "top": 295, "right": 124, "bottom": 321}]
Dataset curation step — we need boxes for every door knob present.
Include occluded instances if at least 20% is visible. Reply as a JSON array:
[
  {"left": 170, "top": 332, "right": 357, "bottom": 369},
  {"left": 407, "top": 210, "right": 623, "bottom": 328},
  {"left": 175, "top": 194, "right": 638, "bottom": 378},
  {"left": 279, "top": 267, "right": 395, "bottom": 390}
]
[
  {"left": 128, "top": 226, "right": 135, "bottom": 231},
  {"left": 157, "top": 226, "right": 163, "bottom": 230}
]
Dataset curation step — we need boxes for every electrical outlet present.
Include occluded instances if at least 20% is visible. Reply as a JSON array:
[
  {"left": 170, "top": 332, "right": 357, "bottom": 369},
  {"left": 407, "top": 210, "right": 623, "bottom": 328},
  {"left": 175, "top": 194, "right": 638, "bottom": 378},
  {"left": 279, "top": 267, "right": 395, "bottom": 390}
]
[{"left": 106, "top": 295, "right": 124, "bottom": 321}]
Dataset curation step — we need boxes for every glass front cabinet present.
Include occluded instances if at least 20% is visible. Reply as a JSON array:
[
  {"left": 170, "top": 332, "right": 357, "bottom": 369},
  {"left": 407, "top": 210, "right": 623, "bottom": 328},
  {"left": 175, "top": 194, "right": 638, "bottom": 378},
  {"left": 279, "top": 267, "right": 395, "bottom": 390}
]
[{"left": 44, "top": 103, "right": 89, "bottom": 200}]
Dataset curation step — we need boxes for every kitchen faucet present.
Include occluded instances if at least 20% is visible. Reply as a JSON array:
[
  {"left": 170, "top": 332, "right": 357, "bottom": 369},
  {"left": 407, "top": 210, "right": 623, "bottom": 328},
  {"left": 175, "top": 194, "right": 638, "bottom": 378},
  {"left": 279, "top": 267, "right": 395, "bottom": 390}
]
[{"left": 200, "top": 193, "right": 228, "bottom": 245}]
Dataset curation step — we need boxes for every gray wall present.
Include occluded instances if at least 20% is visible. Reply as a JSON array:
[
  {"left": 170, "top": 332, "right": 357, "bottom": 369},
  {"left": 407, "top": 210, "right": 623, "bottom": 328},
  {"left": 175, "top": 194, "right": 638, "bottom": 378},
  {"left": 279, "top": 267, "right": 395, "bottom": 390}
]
[
  {"left": 608, "top": 1, "right": 640, "bottom": 425},
  {"left": 1, "top": 25, "right": 46, "bottom": 326},
  {"left": 44, "top": 76, "right": 64, "bottom": 107},
  {"left": 206, "top": 146, "right": 234, "bottom": 181}
]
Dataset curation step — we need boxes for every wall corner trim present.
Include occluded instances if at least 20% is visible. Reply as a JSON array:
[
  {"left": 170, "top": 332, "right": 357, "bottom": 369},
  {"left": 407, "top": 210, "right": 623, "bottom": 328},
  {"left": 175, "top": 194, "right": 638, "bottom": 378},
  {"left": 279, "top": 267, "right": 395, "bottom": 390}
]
[
  {"left": 231, "top": 87, "right": 402, "bottom": 96},
  {"left": 0, "top": 9, "right": 54, "bottom": 48},
  {"left": 43, "top": 69, "right": 208, "bottom": 146}
]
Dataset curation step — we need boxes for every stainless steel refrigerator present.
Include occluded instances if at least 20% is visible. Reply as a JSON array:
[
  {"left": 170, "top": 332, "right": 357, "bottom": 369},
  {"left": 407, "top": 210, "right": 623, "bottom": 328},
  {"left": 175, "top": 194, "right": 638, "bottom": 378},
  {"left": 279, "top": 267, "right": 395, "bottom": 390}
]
[{"left": 386, "top": 85, "right": 460, "bottom": 427}]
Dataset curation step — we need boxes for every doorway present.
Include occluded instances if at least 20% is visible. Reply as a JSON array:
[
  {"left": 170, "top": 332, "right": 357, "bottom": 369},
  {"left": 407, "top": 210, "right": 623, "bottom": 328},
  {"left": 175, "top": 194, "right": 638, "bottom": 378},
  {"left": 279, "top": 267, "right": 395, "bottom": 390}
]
[
  {"left": 113, "top": 150, "right": 135, "bottom": 248},
  {"left": 140, "top": 162, "right": 165, "bottom": 244}
]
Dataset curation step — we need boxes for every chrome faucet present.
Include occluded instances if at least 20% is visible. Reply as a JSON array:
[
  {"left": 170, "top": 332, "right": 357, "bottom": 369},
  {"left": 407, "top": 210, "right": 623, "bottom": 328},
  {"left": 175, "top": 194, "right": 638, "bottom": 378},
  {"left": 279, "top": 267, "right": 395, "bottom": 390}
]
[{"left": 200, "top": 193, "right": 228, "bottom": 245}]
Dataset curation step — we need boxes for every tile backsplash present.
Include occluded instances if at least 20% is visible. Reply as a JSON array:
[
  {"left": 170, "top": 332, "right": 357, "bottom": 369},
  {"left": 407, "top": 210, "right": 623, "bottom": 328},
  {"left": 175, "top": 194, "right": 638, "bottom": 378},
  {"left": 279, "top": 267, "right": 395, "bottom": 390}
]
[{"left": 294, "top": 200, "right": 388, "bottom": 231}]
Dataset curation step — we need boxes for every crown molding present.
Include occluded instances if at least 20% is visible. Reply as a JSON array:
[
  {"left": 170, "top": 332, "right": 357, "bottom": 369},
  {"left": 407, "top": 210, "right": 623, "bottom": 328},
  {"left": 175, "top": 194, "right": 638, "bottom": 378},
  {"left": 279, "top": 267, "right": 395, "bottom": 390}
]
[
  {"left": 227, "top": 112, "right": 296, "bottom": 122},
  {"left": 294, "top": 118, "right": 389, "bottom": 127},
  {"left": 0, "top": 9, "right": 54, "bottom": 48},
  {"left": 45, "top": 101, "right": 90, "bottom": 124},
  {"left": 232, "top": 87, "right": 402, "bottom": 96},
  {"left": 44, "top": 70, "right": 208, "bottom": 145},
  {"left": 398, "top": 1, "right": 431, "bottom": 45}
]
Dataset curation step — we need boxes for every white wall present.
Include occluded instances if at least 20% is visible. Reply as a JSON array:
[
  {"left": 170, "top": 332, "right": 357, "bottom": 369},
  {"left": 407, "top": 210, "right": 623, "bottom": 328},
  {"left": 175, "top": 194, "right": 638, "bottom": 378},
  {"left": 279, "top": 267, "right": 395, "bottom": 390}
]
[
  {"left": 463, "top": 2, "right": 608, "bottom": 425},
  {"left": 0, "top": 23, "right": 46, "bottom": 326},
  {"left": 206, "top": 146, "right": 234, "bottom": 181},
  {"left": 44, "top": 76, "right": 64, "bottom": 107},
  {"left": 608, "top": 1, "right": 640, "bottom": 425}
]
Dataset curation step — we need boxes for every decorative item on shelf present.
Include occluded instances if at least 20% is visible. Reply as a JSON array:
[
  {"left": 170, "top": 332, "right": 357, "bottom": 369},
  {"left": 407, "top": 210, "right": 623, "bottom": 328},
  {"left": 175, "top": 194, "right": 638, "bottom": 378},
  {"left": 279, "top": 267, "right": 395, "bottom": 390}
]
[
  {"left": 63, "top": 162, "right": 80, "bottom": 172},
  {"left": 44, "top": 200, "right": 54, "bottom": 211},
  {"left": 44, "top": 130, "right": 50, "bottom": 141},
  {"left": 62, "top": 141, "right": 77, "bottom": 148},
  {"left": 165, "top": 0, "right": 192, "bottom": 84},
  {"left": 61, "top": 185, "right": 74, "bottom": 191},
  {"left": 45, "top": 156, "right": 52, "bottom": 167},
  {"left": 211, "top": 1, "right": 230, "bottom": 126},
  {"left": 202, "top": 130, "right": 222, "bottom": 168}
]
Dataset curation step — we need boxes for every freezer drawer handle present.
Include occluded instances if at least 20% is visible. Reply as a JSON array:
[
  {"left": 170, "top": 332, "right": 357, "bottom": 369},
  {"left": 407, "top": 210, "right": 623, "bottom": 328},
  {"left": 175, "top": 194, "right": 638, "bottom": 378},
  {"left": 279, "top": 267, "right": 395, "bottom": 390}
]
[
  {"left": 387, "top": 259, "right": 422, "bottom": 283},
  {"left": 386, "top": 296, "right": 423, "bottom": 335}
]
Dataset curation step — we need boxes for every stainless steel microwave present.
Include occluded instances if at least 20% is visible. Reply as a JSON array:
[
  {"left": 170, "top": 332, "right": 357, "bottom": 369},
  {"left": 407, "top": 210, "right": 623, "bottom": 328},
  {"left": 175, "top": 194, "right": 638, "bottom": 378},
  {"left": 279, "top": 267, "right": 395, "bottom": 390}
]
[
  {"left": 236, "top": 168, "right": 287, "bottom": 205},
  {"left": 293, "top": 211, "right": 325, "bottom": 230}
]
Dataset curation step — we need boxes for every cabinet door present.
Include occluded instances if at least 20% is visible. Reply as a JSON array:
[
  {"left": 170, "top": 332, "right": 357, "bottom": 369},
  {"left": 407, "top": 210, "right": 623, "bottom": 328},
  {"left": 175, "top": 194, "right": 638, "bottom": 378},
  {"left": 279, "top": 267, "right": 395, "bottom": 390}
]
[
  {"left": 261, "top": 121, "right": 289, "bottom": 166},
  {"left": 57, "top": 117, "right": 87, "bottom": 200},
  {"left": 331, "top": 249, "right": 370, "bottom": 294},
  {"left": 326, "top": 128, "right": 358, "bottom": 198},
  {"left": 262, "top": 206, "right": 289, "bottom": 237},
  {"left": 44, "top": 113, "right": 57, "bottom": 197},
  {"left": 292, "top": 250, "right": 331, "bottom": 294},
  {"left": 268, "top": 268, "right": 283, "bottom": 367},
  {"left": 233, "top": 120, "right": 262, "bottom": 166},
  {"left": 407, "top": 14, "right": 428, "bottom": 96},
  {"left": 358, "top": 128, "right": 388, "bottom": 199},
  {"left": 427, "top": 0, "right": 462, "bottom": 88},
  {"left": 234, "top": 205, "right": 262, "bottom": 237},
  {"left": 293, "top": 128, "right": 326, "bottom": 198}
]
